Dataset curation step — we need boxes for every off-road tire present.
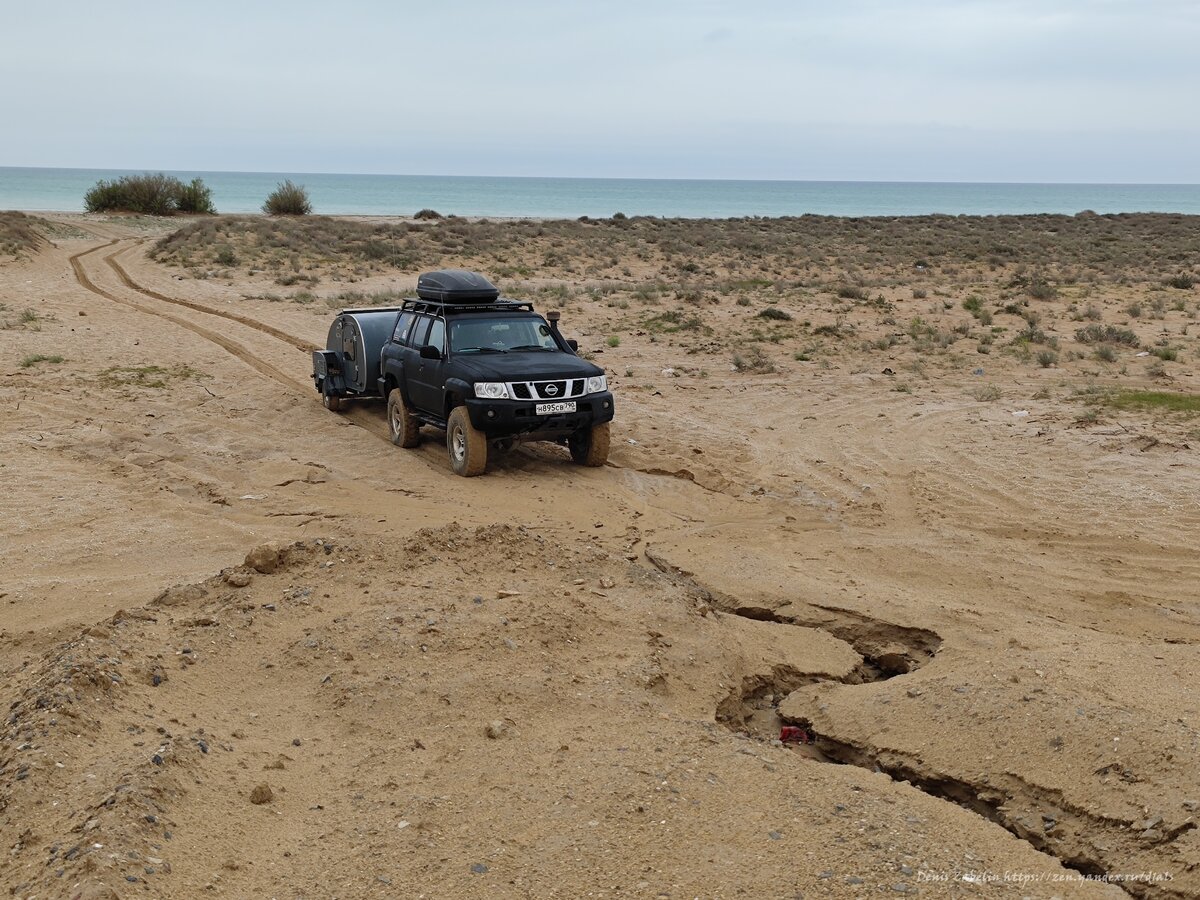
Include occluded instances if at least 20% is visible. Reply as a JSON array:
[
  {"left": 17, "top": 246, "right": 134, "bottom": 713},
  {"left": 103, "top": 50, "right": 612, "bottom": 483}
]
[
  {"left": 446, "top": 406, "right": 488, "bottom": 476},
  {"left": 386, "top": 389, "right": 420, "bottom": 448},
  {"left": 569, "top": 421, "right": 610, "bottom": 467},
  {"left": 322, "top": 392, "right": 342, "bottom": 412}
]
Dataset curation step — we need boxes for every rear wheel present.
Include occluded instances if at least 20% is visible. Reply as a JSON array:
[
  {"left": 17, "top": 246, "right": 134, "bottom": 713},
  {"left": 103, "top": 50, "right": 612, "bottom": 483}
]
[
  {"left": 446, "top": 406, "right": 488, "bottom": 476},
  {"left": 387, "top": 389, "right": 420, "bottom": 448},
  {"left": 569, "top": 421, "right": 610, "bottom": 467},
  {"left": 322, "top": 392, "right": 342, "bottom": 412}
]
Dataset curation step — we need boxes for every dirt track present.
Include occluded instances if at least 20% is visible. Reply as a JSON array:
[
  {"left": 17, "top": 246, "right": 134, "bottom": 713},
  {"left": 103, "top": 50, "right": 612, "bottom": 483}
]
[{"left": 3, "top": 216, "right": 1198, "bottom": 898}]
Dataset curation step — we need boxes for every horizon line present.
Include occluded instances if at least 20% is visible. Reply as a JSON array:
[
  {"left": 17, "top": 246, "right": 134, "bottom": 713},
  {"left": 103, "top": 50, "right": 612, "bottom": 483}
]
[{"left": 2, "top": 165, "right": 1197, "bottom": 188}]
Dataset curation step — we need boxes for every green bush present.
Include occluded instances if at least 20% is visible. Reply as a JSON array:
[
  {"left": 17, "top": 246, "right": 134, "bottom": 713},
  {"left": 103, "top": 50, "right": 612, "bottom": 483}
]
[
  {"left": 263, "top": 180, "right": 312, "bottom": 216},
  {"left": 414, "top": 208, "right": 442, "bottom": 220},
  {"left": 176, "top": 178, "right": 216, "bottom": 214},
  {"left": 84, "top": 173, "right": 215, "bottom": 215},
  {"left": 1166, "top": 273, "right": 1195, "bottom": 290},
  {"left": 1026, "top": 276, "right": 1058, "bottom": 300},
  {"left": 1075, "top": 324, "right": 1139, "bottom": 346},
  {"left": 757, "top": 307, "right": 792, "bottom": 321}
]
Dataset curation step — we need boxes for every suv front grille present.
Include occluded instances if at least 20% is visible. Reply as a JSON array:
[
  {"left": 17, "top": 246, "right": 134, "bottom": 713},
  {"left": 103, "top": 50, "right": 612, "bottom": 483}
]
[{"left": 507, "top": 378, "right": 587, "bottom": 400}]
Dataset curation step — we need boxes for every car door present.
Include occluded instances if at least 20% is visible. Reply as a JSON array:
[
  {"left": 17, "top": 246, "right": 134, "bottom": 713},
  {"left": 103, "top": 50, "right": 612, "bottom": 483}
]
[
  {"left": 404, "top": 316, "right": 447, "bottom": 414},
  {"left": 382, "top": 310, "right": 416, "bottom": 387}
]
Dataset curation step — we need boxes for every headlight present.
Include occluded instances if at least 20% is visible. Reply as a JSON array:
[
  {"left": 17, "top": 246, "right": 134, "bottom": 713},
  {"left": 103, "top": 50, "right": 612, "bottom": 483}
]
[
  {"left": 474, "top": 382, "right": 510, "bottom": 400},
  {"left": 585, "top": 375, "right": 607, "bottom": 394}
]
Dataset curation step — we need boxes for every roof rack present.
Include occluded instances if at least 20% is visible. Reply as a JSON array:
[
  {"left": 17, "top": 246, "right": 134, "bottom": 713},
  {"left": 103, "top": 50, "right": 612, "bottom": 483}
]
[
  {"left": 337, "top": 306, "right": 406, "bottom": 316},
  {"left": 400, "top": 298, "right": 535, "bottom": 316}
]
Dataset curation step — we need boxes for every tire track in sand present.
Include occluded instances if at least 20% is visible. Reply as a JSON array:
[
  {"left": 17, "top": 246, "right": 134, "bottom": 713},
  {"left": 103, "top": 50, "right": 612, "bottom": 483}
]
[
  {"left": 105, "top": 244, "right": 318, "bottom": 353},
  {"left": 69, "top": 241, "right": 309, "bottom": 394}
]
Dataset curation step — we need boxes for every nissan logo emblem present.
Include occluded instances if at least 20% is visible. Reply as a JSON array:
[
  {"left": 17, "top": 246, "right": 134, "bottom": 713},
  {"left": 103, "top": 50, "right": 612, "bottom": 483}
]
[{"left": 545, "top": 384, "right": 559, "bottom": 396}]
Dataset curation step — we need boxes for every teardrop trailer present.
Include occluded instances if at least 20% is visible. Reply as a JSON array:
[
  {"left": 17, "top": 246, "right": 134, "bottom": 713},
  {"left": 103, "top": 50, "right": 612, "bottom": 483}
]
[{"left": 312, "top": 270, "right": 615, "bottom": 476}]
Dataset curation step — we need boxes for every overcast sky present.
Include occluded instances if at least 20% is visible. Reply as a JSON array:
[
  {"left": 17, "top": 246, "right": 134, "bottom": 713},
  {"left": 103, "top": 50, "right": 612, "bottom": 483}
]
[{"left": 2, "top": 0, "right": 1197, "bottom": 182}]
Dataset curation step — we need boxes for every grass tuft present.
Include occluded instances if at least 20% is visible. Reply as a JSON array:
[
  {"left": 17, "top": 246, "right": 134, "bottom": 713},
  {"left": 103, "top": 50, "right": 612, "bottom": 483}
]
[
  {"left": 1101, "top": 390, "right": 1200, "bottom": 414},
  {"left": 20, "top": 354, "right": 64, "bottom": 368}
]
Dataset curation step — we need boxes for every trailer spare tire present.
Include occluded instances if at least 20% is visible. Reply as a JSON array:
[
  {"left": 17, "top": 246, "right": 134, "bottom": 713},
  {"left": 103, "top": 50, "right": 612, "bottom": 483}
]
[
  {"left": 387, "top": 389, "right": 420, "bottom": 448},
  {"left": 446, "top": 406, "right": 487, "bottom": 476},
  {"left": 569, "top": 421, "right": 610, "bottom": 467}
]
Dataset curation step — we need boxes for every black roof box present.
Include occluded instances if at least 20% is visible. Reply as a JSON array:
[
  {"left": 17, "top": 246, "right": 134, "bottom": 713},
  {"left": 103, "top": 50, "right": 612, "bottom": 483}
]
[{"left": 416, "top": 270, "right": 500, "bottom": 303}]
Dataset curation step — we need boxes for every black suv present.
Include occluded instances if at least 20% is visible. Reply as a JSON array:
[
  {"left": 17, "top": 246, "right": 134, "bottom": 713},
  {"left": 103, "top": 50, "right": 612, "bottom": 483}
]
[{"left": 313, "top": 270, "right": 614, "bottom": 476}]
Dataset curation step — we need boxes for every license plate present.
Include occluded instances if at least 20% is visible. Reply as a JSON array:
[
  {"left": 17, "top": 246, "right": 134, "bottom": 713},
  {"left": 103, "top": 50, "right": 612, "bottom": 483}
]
[{"left": 536, "top": 401, "right": 576, "bottom": 415}]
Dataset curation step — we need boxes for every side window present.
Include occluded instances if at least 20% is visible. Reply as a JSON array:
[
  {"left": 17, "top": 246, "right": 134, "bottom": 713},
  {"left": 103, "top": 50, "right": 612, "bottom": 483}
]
[
  {"left": 392, "top": 311, "right": 415, "bottom": 344},
  {"left": 409, "top": 316, "right": 431, "bottom": 348},
  {"left": 427, "top": 318, "right": 446, "bottom": 354}
]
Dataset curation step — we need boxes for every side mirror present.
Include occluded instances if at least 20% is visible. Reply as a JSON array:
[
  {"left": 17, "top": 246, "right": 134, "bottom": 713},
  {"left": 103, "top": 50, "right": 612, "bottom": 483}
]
[
  {"left": 567, "top": 339, "right": 579, "bottom": 351},
  {"left": 419, "top": 344, "right": 442, "bottom": 360}
]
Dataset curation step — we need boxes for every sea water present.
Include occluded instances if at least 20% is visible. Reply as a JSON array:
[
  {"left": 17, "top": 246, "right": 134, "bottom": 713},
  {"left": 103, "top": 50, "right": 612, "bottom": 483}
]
[{"left": 3, "top": 166, "right": 1199, "bottom": 218}]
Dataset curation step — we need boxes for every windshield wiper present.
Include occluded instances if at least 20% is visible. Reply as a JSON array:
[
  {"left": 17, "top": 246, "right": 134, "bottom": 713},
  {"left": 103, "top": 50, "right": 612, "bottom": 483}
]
[
  {"left": 456, "top": 346, "right": 508, "bottom": 353},
  {"left": 509, "top": 344, "right": 556, "bottom": 352}
]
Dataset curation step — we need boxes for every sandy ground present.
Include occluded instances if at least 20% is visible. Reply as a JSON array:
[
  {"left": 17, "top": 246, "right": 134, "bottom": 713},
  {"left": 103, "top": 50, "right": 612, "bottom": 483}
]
[{"left": 2, "top": 214, "right": 1198, "bottom": 899}]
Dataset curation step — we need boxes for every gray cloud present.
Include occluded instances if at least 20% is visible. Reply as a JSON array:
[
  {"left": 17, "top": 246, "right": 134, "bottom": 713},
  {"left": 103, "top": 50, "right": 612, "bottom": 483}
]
[{"left": 1, "top": 0, "right": 1196, "bottom": 181}]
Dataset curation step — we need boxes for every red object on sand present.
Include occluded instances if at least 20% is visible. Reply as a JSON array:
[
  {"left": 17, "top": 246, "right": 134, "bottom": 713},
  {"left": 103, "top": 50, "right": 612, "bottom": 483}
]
[{"left": 780, "top": 726, "right": 811, "bottom": 744}]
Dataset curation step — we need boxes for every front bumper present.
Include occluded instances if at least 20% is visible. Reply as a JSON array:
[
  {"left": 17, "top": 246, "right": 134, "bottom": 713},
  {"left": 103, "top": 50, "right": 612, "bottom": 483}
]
[{"left": 465, "top": 391, "right": 615, "bottom": 437}]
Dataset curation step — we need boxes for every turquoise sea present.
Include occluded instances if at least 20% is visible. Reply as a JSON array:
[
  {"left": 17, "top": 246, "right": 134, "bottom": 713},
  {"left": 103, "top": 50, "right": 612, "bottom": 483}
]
[{"left": 2, "top": 166, "right": 1199, "bottom": 218}]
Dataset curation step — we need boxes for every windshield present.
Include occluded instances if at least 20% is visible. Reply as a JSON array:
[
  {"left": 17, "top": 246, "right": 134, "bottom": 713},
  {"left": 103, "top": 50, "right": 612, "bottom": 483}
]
[{"left": 449, "top": 317, "right": 560, "bottom": 353}]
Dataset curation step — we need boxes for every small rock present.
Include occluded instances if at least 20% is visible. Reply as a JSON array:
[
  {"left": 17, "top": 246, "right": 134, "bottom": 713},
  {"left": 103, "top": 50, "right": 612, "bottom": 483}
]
[
  {"left": 249, "top": 783, "right": 274, "bottom": 805},
  {"left": 768, "top": 830, "right": 782, "bottom": 840},
  {"left": 470, "top": 863, "right": 488, "bottom": 874},
  {"left": 225, "top": 570, "right": 253, "bottom": 588},
  {"left": 899, "top": 865, "right": 914, "bottom": 876},
  {"left": 599, "top": 576, "right": 616, "bottom": 589},
  {"left": 292, "top": 738, "right": 302, "bottom": 747},
  {"left": 86, "top": 626, "right": 111, "bottom": 639},
  {"left": 845, "top": 876, "right": 864, "bottom": 885},
  {"left": 893, "top": 883, "right": 910, "bottom": 893},
  {"left": 244, "top": 545, "right": 281, "bottom": 575},
  {"left": 485, "top": 720, "right": 508, "bottom": 740},
  {"left": 497, "top": 589, "right": 521, "bottom": 599}
]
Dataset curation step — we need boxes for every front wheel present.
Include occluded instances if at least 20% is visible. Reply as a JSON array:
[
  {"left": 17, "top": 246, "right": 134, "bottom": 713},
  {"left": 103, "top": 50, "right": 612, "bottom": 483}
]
[
  {"left": 322, "top": 392, "right": 342, "bottom": 412},
  {"left": 387, "top": 389, "right": 420, "bottom": 448},
  {"left": 446, "top": 406, "right": 488, "bottom": 476},
  {"left": 568, "top": 422, "right": 610, "bottom": 467}
]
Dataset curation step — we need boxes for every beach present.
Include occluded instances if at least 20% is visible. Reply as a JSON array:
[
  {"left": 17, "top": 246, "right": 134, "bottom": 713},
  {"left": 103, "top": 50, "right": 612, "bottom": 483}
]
[{"left": 1, "top": 210, "right": 1197, "bottom": 898}]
